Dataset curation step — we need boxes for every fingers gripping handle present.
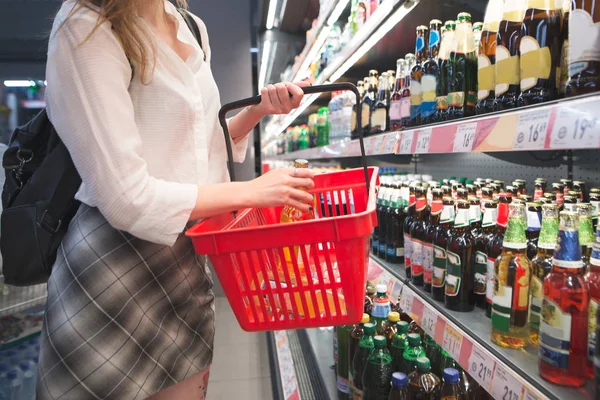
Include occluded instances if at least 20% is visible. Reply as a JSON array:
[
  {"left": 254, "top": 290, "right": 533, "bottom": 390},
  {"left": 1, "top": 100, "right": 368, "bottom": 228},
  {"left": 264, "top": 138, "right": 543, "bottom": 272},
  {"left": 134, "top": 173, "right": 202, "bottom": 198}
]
[{"left": 217, "top": 83, "right": 369, "bottom": 193}]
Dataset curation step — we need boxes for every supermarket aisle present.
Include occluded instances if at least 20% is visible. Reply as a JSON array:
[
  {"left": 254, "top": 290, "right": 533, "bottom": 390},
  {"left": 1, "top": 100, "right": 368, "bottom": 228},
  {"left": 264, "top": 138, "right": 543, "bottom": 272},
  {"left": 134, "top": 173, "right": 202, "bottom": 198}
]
[{"left": 207, "top": 297, "right": 274, "bottom": 400}]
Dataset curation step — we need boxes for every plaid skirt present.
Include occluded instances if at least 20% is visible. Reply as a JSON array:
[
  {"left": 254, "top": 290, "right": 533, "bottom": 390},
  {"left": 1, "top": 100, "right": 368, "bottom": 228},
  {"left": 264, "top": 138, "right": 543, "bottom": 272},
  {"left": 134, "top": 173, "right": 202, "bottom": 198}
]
[{"left": 37, "top": 205, "right": 215, "bottom": 400}]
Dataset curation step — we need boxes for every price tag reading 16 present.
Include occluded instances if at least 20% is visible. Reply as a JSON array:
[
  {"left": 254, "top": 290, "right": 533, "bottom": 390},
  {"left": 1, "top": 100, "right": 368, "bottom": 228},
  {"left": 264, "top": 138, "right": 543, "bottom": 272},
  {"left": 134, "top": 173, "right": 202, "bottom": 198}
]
[
  {"left": 513, "top": 109, "right": 550, "bottom": 151},
  {"left": 453, "top": 123, "right": 478, "bottom": 153}
]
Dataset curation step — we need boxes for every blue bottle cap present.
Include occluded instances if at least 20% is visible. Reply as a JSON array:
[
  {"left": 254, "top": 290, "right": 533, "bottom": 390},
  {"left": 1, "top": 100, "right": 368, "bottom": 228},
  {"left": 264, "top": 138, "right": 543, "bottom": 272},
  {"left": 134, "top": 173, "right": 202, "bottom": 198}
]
[
  {"left": 0, "top": 363, "right": 8, "bottom": 371},
  {"left": 32, "top": 356, "right": 39, "bottom": 364},
  {"left": 443, "top": 368, "right": 460, "bottom": 384},
  {"left": 7, "top": 369, "right": 18, "bottom": 379},
  {"left": 19, "top": 363, "right": 30, "bottom": 371},
  {"left": 17, "top": 345, "right": 27, "bottom": 351},
  {"left": 29, "top": 337, "right": 40, "bottom": 346},
  {"left": 391, "top": 372, "right": 408, "bottom": 388},
  {"left": 3, "top": 350, "right": 17, "bottom": 357}
]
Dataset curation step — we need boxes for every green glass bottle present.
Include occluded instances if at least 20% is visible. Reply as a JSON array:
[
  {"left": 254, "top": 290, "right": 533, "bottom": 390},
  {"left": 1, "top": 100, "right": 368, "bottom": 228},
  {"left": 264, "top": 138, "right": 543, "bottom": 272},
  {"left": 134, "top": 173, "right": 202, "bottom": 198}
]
[
  {"left": 351, "top": 322, "right": 376, "bottom": 399},
  {"left": 391, "top": 321, "right": 410, "bottom": 373},
  {"left": 401, "top": 333, "right": 426, "bottom": 376},
  {"left": 578, "top": 203, "right": 595, "bottom": 270},
  {"left": 362, "top": 335, "right": 393, "bottom": 400},
  {"left": 336, "top": 323, "right": 352, "bottom": 399}
]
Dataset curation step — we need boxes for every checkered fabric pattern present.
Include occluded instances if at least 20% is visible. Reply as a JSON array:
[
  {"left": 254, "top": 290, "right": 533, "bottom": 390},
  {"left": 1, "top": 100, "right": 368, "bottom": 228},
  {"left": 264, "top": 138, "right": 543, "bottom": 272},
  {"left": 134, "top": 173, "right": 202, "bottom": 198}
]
[{"left": 37, "top": 205, "right": 215, "bottom": 399}]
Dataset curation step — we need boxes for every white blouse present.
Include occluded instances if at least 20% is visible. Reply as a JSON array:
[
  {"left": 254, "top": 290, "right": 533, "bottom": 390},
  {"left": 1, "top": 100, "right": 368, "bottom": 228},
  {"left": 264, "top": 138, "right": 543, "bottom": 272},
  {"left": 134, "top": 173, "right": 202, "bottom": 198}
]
[{"left": 46, "top": 0, "right": 248, "bottom": 246}]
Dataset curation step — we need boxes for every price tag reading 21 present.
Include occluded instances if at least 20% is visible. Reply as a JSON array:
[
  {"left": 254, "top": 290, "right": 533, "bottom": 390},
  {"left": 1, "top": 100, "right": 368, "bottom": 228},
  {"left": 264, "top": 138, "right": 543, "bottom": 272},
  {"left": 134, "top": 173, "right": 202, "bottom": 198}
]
[
  {"left": 491, "top": 364, "right": 523, "bottom": 400},
  {"left": 468, "top": 347, "right": 495, "bottom": 391}
]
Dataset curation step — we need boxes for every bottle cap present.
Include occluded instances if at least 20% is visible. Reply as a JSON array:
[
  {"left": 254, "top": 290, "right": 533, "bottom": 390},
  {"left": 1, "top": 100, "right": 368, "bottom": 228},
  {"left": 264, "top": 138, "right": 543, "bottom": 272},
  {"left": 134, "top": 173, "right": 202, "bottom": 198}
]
[
  {"left": 388, "top": 312, "right": 400, "bottom": 322},
  {"left": 396, "top": 321, "right": 409, "bottom": 333},
  {"left": 367, "top": 286, "right": 377, "bottom": 295},
  {"left": 0, "top": 364, "right": 8, "bottom": 372},
  {"left": 416, "top": 357, "right": 431, "bottom": 371},
  {"left": 361, "top": 314, "right": 370, "bottom": 324},
  {"left": 443, "top": 368, "right": 460, "bottom": 384},
  {"left": 376, "top": 284, "right": 387, "bottom": 294},
  {"left": 392, "top": 372, "right": 408, "bottom": 388},
  {"left": 7, "top": 369, "right": 18, "bottom": 379},
  {"left": 364, "top": 323, "right": 376, "bottom": 335},
  {"left": 373, "top": 336, "right": 387, "bottom": 348},
  {"left": 407, "top": 333, "right": 421, "bottom": 346},
  {"left": 19, "top": 362, "right": 30, "bottom": 371}
]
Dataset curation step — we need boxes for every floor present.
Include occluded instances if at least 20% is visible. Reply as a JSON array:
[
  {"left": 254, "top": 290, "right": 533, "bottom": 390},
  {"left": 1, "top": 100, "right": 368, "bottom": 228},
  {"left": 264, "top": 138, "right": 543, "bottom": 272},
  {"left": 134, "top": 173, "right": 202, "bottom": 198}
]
[{"left": 207, "top": 297, "right": 274, "bottom": 400}]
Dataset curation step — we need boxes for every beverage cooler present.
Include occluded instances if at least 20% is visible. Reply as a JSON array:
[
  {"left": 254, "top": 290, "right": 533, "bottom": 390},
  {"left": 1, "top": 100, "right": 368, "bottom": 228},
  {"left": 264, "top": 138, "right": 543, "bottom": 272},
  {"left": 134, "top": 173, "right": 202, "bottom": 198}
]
[{"left": 260, "top": 0, "right": 600, "bottom": 399}]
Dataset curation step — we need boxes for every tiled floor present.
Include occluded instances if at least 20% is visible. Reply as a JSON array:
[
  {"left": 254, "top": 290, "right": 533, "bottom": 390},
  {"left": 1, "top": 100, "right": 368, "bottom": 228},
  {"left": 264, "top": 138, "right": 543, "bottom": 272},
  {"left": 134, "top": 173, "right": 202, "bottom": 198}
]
[{"left": 207, "top": 297, "right": 274, "bottom": 400}]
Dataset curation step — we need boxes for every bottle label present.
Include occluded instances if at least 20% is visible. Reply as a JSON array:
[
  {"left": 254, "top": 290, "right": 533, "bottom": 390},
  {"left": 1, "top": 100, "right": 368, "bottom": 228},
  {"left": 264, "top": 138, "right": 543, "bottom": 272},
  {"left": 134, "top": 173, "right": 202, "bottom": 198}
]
[
  {"left": 569, "top": 10, "right": 600, "bottom": 76},
  {"left": 486, "top": 257, "right": 496, "bottom": 305},
  {"left": 495, "top": 45, "right": 520, "bottom": 95},
  {"left": 337, "top": 376, "right": 350, "bottom": 394},
  {"left": 454, "top": 209, "right": 470, "bottom": 228},
  {"left": 445, "top": 251, "right": 462, "bottom": 297},
  {"left": 372, "top": 297, "right": 392, "bottom": 319},
  {"left": 361, "top": 103, "right": 370, "bottom": 129},
  {"left": 371, "top": 108, "right": 387, "bottom": 131},
  {"left": 400, "top": 97, "right": 411, "bottom": 119},
  {"left": 389, "top": 100, "right": 403, "bottom": 122},
  {"left": 423, "top": 242, "right": 434, "bottom": 284},
  {"left": 478, "top": 54, "right": 495, "bottom": 100},
  {"left": 404, "top": 234, "right": 413, "bottom": 267},
  {"left": 372, "top": 239, "right": 379, "bottom": 253},
  {"left": 430, "top": 30, "right": 441, "bottom": 48},
  {"left": 416, "top": 36, "right": 425, "bottom": 53},
  {"left": 589, "top": 299, "right": 598, "bottom": 361},
  {"left": 421, "top": 74, "right": 437, "bottom": 119},
  {"left": 526, "top": 210, "right": 542, "bottom": 231},
  {"left": 387, "top": 246, "right": 396, "bottom": 258},
  {"left": 520, "top": 36, "right": 552, "bottom": 91},
  {"left": 441, "top": 205, "right": 455, "bottom": 224},
  {"left": 534, "top": 189, "right": 544, "bottom": 201},
  {"left": 492, "top": 285, "right": 512, "bottom": 333},
  {"left": 410, "top": 89, "right": 423, "bottom": 121},
  {"left": 437, "top": 94, "right": 449, "bottom": 111},
  {"left": 432, "top": 245, "right": 447, "bottom": 288},
  {"left": 411, "top": 239, "right": 424, "bottom": 277},
  {"left": 397, "top": 247, "right": 405, "bottom": 257},
  {"left": 474, "top": 251, "right": 488, "bottom": 295},
  {"left": 539, "top": 298, "right": 573, "bottom": 370},
  {"left": 379, "top": 242, "right": 387, "bottom": 254},
  {"left": 482, "top": 208, "right": 498, "bottom": 228},
  {"left": 529, "top": 276, "right": 544, "bottom": 331},
  {"left": 448, "top": 91, "right": 465, "bottom": 107},
  {"left": 470, "top": 205, "right": 482, "bottom": 225}
]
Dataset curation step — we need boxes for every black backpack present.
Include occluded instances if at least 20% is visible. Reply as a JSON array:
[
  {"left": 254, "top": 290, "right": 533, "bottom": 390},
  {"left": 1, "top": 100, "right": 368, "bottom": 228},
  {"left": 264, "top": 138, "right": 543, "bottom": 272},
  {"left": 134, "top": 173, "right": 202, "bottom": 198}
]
[{"left": 1, "top": 9, "right": 204, "bottom": 286}]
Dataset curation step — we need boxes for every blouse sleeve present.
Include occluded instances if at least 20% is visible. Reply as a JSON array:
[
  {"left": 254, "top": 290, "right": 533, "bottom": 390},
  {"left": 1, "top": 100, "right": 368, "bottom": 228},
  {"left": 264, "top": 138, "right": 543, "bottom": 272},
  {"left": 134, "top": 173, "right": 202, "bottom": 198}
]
[{"left": 46, "top": 11, "right": 198, "bottom": 246}]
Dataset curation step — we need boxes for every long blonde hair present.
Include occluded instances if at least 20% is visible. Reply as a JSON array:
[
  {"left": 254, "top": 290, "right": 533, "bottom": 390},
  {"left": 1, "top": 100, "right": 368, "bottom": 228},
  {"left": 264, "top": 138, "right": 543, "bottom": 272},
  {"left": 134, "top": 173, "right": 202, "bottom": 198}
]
[{"left": 65, "top": 0, "right": 188, "bottom": 83}]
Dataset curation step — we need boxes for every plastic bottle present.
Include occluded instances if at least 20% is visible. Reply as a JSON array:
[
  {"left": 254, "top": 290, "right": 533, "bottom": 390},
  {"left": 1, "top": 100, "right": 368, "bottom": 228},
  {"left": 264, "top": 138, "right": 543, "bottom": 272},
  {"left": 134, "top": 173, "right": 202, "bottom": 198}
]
[
  {"left": 389, "top": 372, "right": 409, "bottom": 400},
  {"left": 372, "top": 284, "right": 392, "bottom": 334},
  {"left": 349, "top": 313, "right": 370, "bottom": 396},
  {"left": 391, "top": 321, "right": 410, "bottom": 373},
  {"left": 0, "top": 363, "right": 9, "bottom": 400},
  {"left": 381, "top": 312, "right": 401, "bottom": 346},
  {"left": 351, "top": 322, "right": 376, "bottom": 399},
  {"left": 407, "top": 357, "right": 441, "bottom": 399},
  {"left": 441, "top": 368, "right": 466, "bottom": 399},
  {"left": 401, "top": 334, "right": 426, "bottom": 376},
  {"left": 5, "top": 369, "right": 21, "bottom": 400},
  {"left": 19, "top": 362, "right": 35, "bottom": 400},
  {"left": 362, "top": 336, "right": 393, "bottom": 400}
]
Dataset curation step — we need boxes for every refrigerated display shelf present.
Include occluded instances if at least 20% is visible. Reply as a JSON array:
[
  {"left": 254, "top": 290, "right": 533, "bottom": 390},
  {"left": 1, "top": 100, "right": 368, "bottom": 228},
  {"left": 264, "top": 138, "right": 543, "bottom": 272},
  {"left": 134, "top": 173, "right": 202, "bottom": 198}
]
[
  {"left": 368, "top": 256, "right": 593, "bottom": 400},
  {"left": 264, "top": 93, "right": 600, "bottom": 161},
  {"left": 0, "top": 281, "right": 47, "bottom": 319}
]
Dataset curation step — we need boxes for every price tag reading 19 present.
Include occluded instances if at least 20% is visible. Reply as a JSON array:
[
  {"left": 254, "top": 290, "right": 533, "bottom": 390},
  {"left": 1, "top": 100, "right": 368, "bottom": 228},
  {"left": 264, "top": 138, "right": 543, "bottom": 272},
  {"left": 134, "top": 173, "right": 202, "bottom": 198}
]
[
  {"left": 398, "top": 131, "right": 414, "bottom": 155},
  {"left": 415, "top": 128, "right": 433, "bottom": 154},
  {"left": 468, "top": 347, "right": 495, "bottom": 391},
  {"left": 453, "top": 122, "right": 478, "bottom": 153},
  {"left": 491, "top": 364, "right": 523, "bottom": 400},
  {"left": 550, "top": 106, "right": 600, "bottom": 149},
  {"left": 420, "top": 306, "right": 437, "bottom": 337},
  {"left": 513, "top": 109, "right": 551, "bottom": 151}
]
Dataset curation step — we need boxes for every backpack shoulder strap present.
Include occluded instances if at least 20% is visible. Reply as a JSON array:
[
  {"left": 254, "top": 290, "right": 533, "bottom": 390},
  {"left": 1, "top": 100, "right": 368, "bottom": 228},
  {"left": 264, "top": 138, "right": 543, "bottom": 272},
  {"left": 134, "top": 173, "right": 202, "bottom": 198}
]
[{"left": 177, "top": 8, "right": 206, "bottom": 61}]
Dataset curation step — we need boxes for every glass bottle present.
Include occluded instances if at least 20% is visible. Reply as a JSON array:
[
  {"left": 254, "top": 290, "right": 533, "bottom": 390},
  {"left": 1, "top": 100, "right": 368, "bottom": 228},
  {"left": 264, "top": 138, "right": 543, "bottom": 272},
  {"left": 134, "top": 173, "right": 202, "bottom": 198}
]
[
  {"left": 518, "top": 0, "right": 563, "bottom": 105},
  {"left": 389, "top": 372, "right": 409, "bottom": 400},
  {"left": 474, "top": 200, "right": 498, "bottom": 309},
  {"left": 473, "top": 22, "right": 484, "bottom": 51},
  {"left": 588, "top": 225, "right": 600, "bottom": 379},
  {"left": 401, "top": 54, "right": 416, "bottom": 129},
  {"left": 492, "top": 203, "right": 531, "bottom": 349},
  {"left": 363, "top": 336, "right": 393, "bottom": 400},
  {"left": 552, "top": 182, "right": 565, "bottom": 207},
  {"left": 373, "top": 183, "right": 387, "bottom": 255},
  {"left": 558, "top": 0, "right": 570, "bottom": 99},
  {"left": 437, "top": 21, "right": 456, "bottom": 122},
  {"left": 421, "top": 19, "right": 442, "bottom": 125},
  {"left": 539, "top": 211, "right": 589, "bottom": 387},
  {"left": 382, "top": 311, "right": 401, "bottom": 347},
  {"left": 494, "top": 0, "right": 528, "bottom": 111},
  {"left": 387, "top": 184, "right": 405, "bottom": 264},
  {"left": 336, "top": 323, "right": 352, "bottom": 398},
  {"left": 411, "top": 26, "right": 429, "bottom": 127},
  {"left": 372, "top": 73, "right": 389, "bottom": 135},
  {"left": 351, "top": 81, "right": 365, "bottom": 140},
  {"left": 566, "top": 0, "right": 600, "bottom": 97},
  {"left": 573, "top": 180, "right": 587, "bottom": 202},
  {"left": 577, "top": 203, "right": 595, "bottom": 270},
  {"left": 448, "top": 12, "right": 478, "bottom": 120},
  {"left": 534, "top": 179, "right": 545, "bottom": 201},
  {"left": 373, "top": 284, "right": 393, "bottom": 334},
  {"left": 445, "top": 200, "right": 476, "bottom": 312},
  {"left": 469, "top": 195, "right": 482, "bottom": 240},
  {"left": 404, "top": 184, "right": 417, "bottom": 280},
  {"left": 407, "top": 357, "right": 441, "bottom": 399},
  {"left": 362, "top": 70, "right": 378, "bottom": 137},
  {"left": 349, "top": 313, "right": 371, "bottom": 395},
  {"left": 433, "top": 196, "right": 456, "bottom": 301},
  {"left": 351, "top": 322, "right": 376, "bottom": 399},
  {"left": 402, "top": 333, "right": 427, "bottom": 376},
  {"left": 440, "top": 368, "right": 466, "bottom": 400},
  {"left": 391, "top": 321, "right": 410, "bottom": 373},
  {"left": 411, "top": 188, "right": 429, "bottom": 286},
  {"left": 390, "top": 59, "right": 407, "bottom": 131},
  {"left": 379, "top": 184, "right": 393, "bottom": 259},
  {"left": 424, "top": 189, "right": 443, "bottom": 293},
  {"left": 478, "top": 0, "right": 504, "bottom": 115},
  {"left": 529, "top": 204, "right": 559, "bottom": 346},
  {"left": 365, "top": 286, "right": 376, "bottom": 315},
  {"left": 591, "top": 190, "right": 600, "bottom": 232},
  {"left": 526, "top": 202, "right": 542, "bottom": 261}
]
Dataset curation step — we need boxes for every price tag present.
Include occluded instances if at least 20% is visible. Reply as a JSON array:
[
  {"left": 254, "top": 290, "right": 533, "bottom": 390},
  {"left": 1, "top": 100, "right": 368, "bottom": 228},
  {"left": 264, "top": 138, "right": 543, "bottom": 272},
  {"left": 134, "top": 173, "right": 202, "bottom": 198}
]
[
  {"left": 513, "top": 109, "right": 551, "bottom": 150},
  {"left": 442, "top": 325, "right": 463, "bottom": 361},
  {"left": 453, "top": 122, "right": 478, "bottom": 153},
  {"left": 364, "top": 137, "right": 375, "bottom": 155},
  {"left": 343, "top": 141, "right": 360, "bottom": 156},
  {"left": 421, "top": 306, "right": 437, "bottom": 337},
  {"left": 491, "top": 364, "right": 523, "bottom": 400},
  {"left": 399, "top": 288, "right": 414, "bottom": 315},
  {"left": 550, "top": 106, "right": 600, "bottom": 149},
  {"left": 415, "top": 128, "right": 433, "bottom": 154},
  {"left": 398, "top": 131, "right": 414, "bottom": 155},
  {"left": 522, "top": 388, "right": 543, "bottom": 400},
  {"left": 468, "top": 347, "right": 495, "bottom": 391},
  {"left": 384, "top": 132, "right": 400, "bottom": 154},
  {"left": 371, "top": 135, "right": 385, "bottom": 155}
]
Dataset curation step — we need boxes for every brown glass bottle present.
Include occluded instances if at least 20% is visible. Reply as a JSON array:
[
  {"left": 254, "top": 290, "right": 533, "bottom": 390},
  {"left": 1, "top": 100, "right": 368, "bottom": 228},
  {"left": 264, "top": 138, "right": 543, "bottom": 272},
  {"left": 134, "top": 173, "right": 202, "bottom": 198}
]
[
  {"left": 518, "top": 0, "right": 563, "bottom": 105},
  {"left": 362, "top": 70, "right": 378, "bottom": 137},
  {"left": 526, "top": 201, "right": 542, "bottom": 261},
  {"left": 574, "top": 180, "right": 588, "bottom": 202},
  {"left": 478, "top": 0, "right": 504, "bottom": 114},
  {"left": 422, "top": 20, "right": 442, "bottom": 125},
  {"left": 445, "top": 200, "right": 476, "bottom": 312},
  {"left": 352, "top": 80, "right": 365, "bottom": 140},
  {"left": 424, "top": 189, "right": 443, "bottom": 293},
  {"left": 469, "top": 195, "right": 483, "bottom": 240},
  {"left": 390, "top": 59, "right": 407, "bottom": 131},
  {"left": 475, "top": 200, "right": 498, "bottom": 309},
  {"left": 552, "top": 182, "right": 565, "bottom": 207},
  {"left": 404, "top": 185, "right": 417, "bottom": 280},
  {"left": 494, "top": 0, "right": 527, "bottom": 111},
  {"left": 410, "top": 188, "right": 429, "bottom": 286},
  {"left": 566, "top": 0, "right": 600, "bottom": 97},
  {"left": 387, "top": 184, "right": 406, "bottom": 264},
  {"left": 433, "top": 197, "right": 456, "bottom": 301},
  {"left": 486, "top": 193, "right": 512, "bottom": 317},
  {"left": 371, "top": 73, "right": 389, "bottom": 135},
  {"left": 411, "top": 27, "right": 429, "bottom": 127},
  {"left": 402, "top": 54, "right": 416, "bottom": 129}
]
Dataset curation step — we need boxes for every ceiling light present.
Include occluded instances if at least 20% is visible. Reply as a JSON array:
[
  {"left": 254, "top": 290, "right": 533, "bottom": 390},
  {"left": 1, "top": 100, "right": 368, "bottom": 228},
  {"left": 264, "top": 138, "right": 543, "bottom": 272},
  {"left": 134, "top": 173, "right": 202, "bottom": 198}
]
[
  {"left": 4, "top": 80, "right": 34, "bottom": 88},
  {"left": 259, "top": 40, "right": 272, "bottom": 90},
  {"left": 266, "top": 0, "right": 279, "bottom": 30}
]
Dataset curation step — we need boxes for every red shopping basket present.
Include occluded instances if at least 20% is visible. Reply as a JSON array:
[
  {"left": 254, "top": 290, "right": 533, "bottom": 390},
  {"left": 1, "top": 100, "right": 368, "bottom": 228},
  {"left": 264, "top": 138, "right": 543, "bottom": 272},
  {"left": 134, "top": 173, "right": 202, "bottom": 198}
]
[{"left": 186, "top": 83, "right": 377, "bottom": 332}]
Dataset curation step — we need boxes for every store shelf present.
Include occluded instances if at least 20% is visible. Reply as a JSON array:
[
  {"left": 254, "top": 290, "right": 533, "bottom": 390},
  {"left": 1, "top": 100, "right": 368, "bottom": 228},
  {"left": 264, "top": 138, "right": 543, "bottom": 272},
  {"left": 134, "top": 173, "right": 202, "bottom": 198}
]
[
  {"left": 368, "top": 256, "right": 593, "bottom": 400},
  {"left": 264, "top": 93, "right": 600, "bottom": 161}
]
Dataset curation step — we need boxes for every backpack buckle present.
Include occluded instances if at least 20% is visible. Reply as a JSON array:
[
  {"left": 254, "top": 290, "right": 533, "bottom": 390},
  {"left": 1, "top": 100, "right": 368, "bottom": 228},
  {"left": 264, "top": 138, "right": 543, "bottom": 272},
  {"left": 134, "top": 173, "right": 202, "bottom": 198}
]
[{"left": 40, "top": 210, "right": 62, "bottom": 233}]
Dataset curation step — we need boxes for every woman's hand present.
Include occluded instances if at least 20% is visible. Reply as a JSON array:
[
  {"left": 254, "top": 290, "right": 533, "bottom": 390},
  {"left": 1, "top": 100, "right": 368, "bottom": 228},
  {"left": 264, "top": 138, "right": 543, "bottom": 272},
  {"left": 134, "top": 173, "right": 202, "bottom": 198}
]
[
  {"left": 244, "top": 167, "right": 316, "bottom": 211},
  {"left": 251, "top": 81, "right": 312, "bottom": 117}
]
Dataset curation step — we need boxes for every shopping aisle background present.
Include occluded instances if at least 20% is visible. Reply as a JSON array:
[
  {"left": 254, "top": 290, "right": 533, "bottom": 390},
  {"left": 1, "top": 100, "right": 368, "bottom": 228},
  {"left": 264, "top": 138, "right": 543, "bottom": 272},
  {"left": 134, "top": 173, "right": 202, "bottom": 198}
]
[{"left": 207, "top": 296, "right": 274, "bottom": 400}]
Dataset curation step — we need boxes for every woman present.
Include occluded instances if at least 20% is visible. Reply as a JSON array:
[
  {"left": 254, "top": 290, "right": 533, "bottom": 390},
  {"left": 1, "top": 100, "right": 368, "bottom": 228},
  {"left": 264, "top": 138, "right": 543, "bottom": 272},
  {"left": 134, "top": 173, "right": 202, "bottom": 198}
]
[{"left": 37, "top": 0, "right": 314, "bottom": 399}]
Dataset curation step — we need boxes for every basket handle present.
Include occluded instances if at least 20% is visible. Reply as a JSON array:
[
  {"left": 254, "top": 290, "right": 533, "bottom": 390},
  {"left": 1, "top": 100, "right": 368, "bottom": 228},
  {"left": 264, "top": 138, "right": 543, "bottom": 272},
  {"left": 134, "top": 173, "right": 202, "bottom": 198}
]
[{"left": 217, "top": 83, "right": 369, "bottom": 193}]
